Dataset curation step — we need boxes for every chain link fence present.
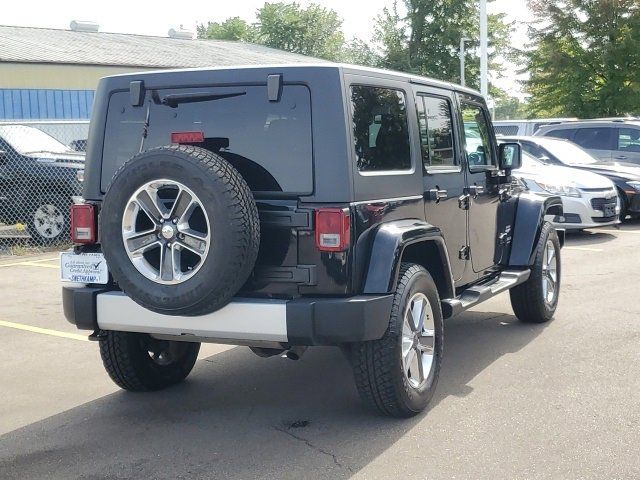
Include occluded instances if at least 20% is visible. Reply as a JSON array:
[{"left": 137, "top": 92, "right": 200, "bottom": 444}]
[{"left": 0, "top": 120, "right": 89, "bottom": 256}]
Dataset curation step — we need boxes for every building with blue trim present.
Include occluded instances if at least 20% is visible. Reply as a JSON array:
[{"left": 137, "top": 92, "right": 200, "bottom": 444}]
[{"left": 0, "top": 23, "right": 318, "bottom": 121}]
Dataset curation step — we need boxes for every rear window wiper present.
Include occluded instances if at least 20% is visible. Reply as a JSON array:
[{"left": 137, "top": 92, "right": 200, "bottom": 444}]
[{"left": 156, "top": 91, "right": 246, "bottom": 108}]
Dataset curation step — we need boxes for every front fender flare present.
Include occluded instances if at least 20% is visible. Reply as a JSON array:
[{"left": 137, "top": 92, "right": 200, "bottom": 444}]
[
  {"left": 362, "top": 219, "right": 455, "bottom": 298},
  {"left": 509, "top": 193, "right": 563, "bottom": 266}
]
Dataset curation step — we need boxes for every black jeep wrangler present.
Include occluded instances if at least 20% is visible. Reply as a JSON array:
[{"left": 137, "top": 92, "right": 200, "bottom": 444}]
[{"left": 62, "top": 65, "right": 563, "bottom": 417}]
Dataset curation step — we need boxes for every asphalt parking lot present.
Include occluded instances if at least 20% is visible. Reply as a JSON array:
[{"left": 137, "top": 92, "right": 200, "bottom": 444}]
[{"left": 1, "top": 222, "right": 639, "bottom": 480}]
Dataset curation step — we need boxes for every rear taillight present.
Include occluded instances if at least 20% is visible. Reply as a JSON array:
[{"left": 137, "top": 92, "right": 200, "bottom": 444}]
[
  {"left": 71, "top": 204, "right": 97, "bottom": 244},
  {"left": 315, "top": 208, "right": 350, "bottom": 252}
]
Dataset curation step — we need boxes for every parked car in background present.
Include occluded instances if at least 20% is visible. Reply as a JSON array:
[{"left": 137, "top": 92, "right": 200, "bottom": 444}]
[
  {"left": 535, "top": 120, "right": 640, "bottom": 165},
  {"left": 494, "top": 118, "right": 577, "bottom": 137},
  {"left": 0, "top": 124, "right": 84, "bottom": 244},
  {"left": 512, "top": 150, "right": 619, "bottom": 229},
  {"left": 502, "top": 136, "right": 640, "bottom": 221}
]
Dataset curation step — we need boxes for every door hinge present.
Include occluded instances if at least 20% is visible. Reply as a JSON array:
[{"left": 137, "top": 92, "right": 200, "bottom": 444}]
[
  {"left": 458, "top": 194, "right": 470, "bottom": 210},
  {"left": 458, "top": 246, "right": 471, "bottom": 260}
]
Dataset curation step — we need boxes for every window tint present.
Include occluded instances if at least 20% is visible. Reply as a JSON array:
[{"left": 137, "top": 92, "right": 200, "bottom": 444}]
[
  {"left": 416, "top": 96, "right": 456, "bottom": 170},
  {"left": 461, "top": 103, "right": 495, "bottom": 167},
  {"left": 545, "top": 128, "right": 576, "bottom": 141},
  {"left": 351, "top": 86, "right": 411, "bottom": 172},
  {"left": 103, "top": 85, "right": 313, "bottom": 194},
  {"left": 617, "top": 128, "right": 640, "bottom": 152},
  {"left": 495, "top": 125, "right": 519, "bottom": 136},
  {"left": 573, "top": 128, "right": 613, "bottom": 149}
]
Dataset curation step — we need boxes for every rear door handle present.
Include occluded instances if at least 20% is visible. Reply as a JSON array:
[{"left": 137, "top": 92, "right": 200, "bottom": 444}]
[
  {"left": 465, "top": 185, "right": 485, "bottom": 197},
  {"left": 615, "top": 155, "right": 627, "bottom": 160},
  {"left": 427, "top": 189, "right": 448, "bottom": 201}
]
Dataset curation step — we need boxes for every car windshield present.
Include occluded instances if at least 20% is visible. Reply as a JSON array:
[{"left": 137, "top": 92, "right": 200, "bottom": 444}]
[
  {"left": 0, "top": 124, "right": 69, "bottom": 155},
  {"left": 535, "top": 138, "right": 598, "bottom": 165}
]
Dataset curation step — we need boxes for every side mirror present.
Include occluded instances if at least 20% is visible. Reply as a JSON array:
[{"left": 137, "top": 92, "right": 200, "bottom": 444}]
[{"left": 498, "top": 143, "right": 521, "bottom": 172}]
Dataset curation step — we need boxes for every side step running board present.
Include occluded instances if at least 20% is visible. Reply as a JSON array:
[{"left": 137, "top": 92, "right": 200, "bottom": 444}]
[{"left": 441, "top": 269, "right": 530, "bottom": 319}]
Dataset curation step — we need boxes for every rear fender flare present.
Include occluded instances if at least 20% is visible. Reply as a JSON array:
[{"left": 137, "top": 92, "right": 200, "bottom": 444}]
[
  {"left": 362, "top": 219, "right": 455, "bottom": 299},
  {"left": 509, "top": 193, "right": 563, "bottom": 266}
]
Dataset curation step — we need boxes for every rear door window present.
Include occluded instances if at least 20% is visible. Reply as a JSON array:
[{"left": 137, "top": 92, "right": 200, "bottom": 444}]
[
  {"left": 573, "top": 127, "right": 614, "bottom": 150},
  {"left": 102, "top": 85, "right": 313, "bottom": 194},
  {"left": 350, "top": 85, "right": 411, "bottom": 172},
  {"left": 416, "top": 95, "right": 456, "bottom": 170}
]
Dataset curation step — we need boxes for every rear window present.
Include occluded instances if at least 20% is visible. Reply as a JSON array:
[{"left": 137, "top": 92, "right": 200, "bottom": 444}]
[{"left": 101, "top": 85, "right": 313, "bottom": 194}]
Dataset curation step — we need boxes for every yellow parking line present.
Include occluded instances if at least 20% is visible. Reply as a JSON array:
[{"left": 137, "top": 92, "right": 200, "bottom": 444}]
[
  {"left": 21, "top": 262, "right": 59, "bottom": 269},
  {"left": 564, "top": 246, "right": 603, "bottom": 252},
  {"left": 598, "top": 229, "right": 640, "bottom": 234},
  {"left": 0, "top": 320, "right": 88, "bottom": 342},
  {"left": 0, "top": 258, "right": 59, "bottom": 268}
]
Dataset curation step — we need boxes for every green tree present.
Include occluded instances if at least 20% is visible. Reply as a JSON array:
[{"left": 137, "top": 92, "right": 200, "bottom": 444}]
[
  {"left": 196, "top": 17, "right": 256, "bottom": 41},
  {"left": 525, "top": 0, "right": 640, "bottom": 118},
  {"left": 198, "top": 3, "right": 348, "bottom": 62},
  {"left": 372, "top": 0, "right": 514, "bottom": 89}
]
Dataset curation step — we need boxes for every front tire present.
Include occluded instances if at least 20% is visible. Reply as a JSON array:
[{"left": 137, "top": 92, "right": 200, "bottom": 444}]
[
  {"left": 510, "top": 222, "right": 561, "bottom": 323},
  {"left": 351, "top": 263, "right": 444, "bottom": 417},
  {"left": 99, "top": 331, "right": 200, "bottom": 391}
]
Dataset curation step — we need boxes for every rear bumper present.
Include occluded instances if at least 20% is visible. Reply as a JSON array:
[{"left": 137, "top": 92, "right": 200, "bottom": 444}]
[{"left": 62, "top": 286, "right": 393, "bottom": 346}]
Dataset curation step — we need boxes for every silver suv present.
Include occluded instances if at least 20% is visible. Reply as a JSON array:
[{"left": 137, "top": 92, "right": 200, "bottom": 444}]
[{"left": 535, "top": 120, "right": 640, "bottom": 165}]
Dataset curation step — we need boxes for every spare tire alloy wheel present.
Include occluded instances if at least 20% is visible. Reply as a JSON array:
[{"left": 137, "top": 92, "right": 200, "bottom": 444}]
[
  {"left": 101, "top": 145, "right": 260, "bottom": 316},
  {"left": 122, "top": 180, "right": 210, "bottom": 284}
]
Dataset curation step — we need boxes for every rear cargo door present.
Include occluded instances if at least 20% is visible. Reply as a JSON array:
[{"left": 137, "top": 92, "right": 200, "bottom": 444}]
[{"left": 101, "top": 84, "right": 314, "bottom": 196}]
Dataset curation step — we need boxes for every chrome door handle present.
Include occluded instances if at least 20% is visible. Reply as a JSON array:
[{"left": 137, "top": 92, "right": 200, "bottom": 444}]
[
  {"left": 466, "top": 185, "right": 485, "bottom": 197},
  {"left": 615, "top": 155, "right": 627, "bottom": 160},
  {"left": 427, "top": 189, "right": 448, "bottom": 201}
]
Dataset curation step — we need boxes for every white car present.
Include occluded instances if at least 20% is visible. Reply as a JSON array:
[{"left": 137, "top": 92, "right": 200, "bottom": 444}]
[{"left": 515, "top": 152, "right": 620, "bottom": 230}]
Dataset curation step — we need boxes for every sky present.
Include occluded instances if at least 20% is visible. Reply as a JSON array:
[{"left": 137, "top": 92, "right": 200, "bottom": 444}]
[{"left": 2, "top": 0, "right": 531, "bottom": 96}]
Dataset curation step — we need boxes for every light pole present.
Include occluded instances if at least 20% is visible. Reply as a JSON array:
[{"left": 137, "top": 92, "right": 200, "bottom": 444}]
[
  {"left": 480, "top": 0, "right": 488, "bottom": 98},
  {"left": 459, "top": 37, "right": 471, "bottom": 87}
]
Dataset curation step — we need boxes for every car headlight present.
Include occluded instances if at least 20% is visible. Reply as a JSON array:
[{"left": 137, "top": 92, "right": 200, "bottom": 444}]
[
  {"left": 535, "top": 181, "right": 581, "bottom": 197},
  {"left": 627, "top": 181, "right": 640, "bottom": 192}
]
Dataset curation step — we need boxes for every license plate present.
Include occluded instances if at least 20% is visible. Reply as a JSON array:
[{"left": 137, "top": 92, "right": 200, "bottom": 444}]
[{"left": 60, "top": 252, "right": 109, "bottom": 284}]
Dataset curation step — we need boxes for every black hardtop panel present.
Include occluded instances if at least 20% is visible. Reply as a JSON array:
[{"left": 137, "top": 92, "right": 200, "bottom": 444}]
[
  {"left": 83, "top": 63, "right": 481, "bottom": 203},
  {"left": 84, "top": 64, "right": 354, "bottom": 203}
]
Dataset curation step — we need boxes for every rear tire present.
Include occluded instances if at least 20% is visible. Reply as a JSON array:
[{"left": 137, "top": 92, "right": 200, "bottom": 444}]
[
  {"left": 351, "top": 263, "right": 443, "bottom": 417},
  {"left": 99, "top": 331, "right": 200, "bottom": 391},
  {"left": 510, "top": 222, "right": 561, "bottom": 323}
]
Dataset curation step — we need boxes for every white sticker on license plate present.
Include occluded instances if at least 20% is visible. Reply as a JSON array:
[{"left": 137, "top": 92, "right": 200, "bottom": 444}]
[{"left": 60, "top": 252, "right": 109, "bottom": 284}]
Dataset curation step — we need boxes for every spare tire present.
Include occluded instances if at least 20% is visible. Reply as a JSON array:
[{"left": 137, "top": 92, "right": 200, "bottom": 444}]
[{"left": 100, "top": 145, "right": 260, "bottom": 316}]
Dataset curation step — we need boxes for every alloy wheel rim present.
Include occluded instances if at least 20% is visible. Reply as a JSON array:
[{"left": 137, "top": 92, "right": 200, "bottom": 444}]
[
  {"left": 33, "top": 204, "right": 64, "bottom": 238},
  {"left": 401, "top": 292, "right": 436, "bottom": 389},
  {"left": 122, "top": 179, "right": 211, "bottom": 285},
  {"left": 542, "top": 239, "right": 558, "bottom": 305}
]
